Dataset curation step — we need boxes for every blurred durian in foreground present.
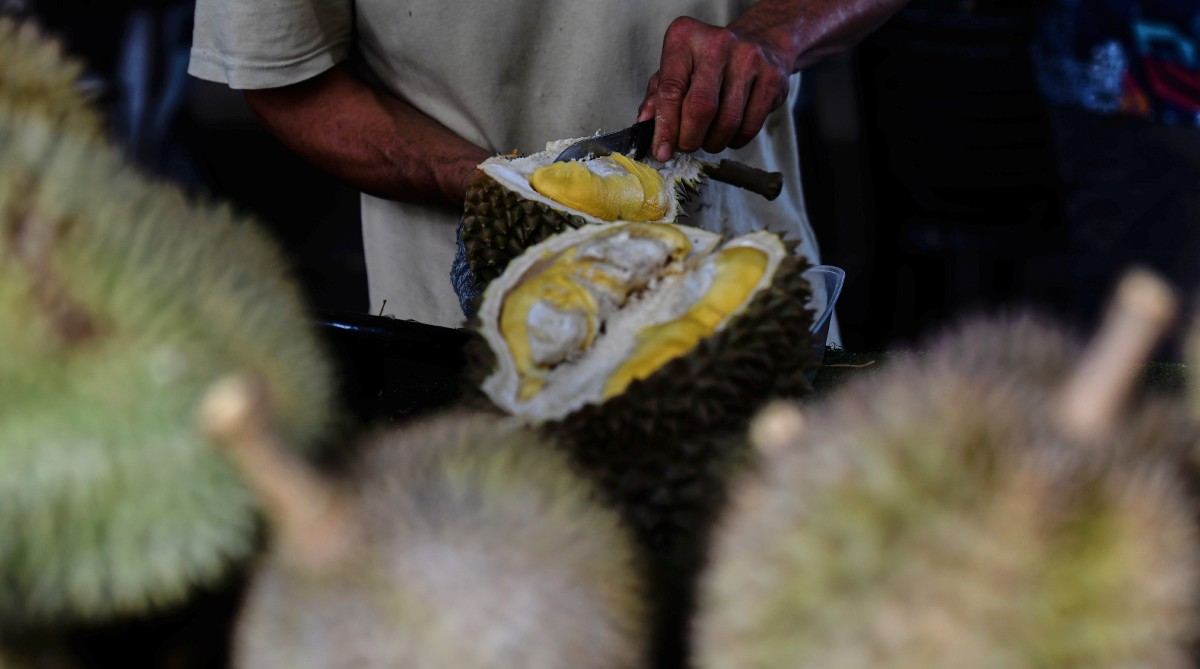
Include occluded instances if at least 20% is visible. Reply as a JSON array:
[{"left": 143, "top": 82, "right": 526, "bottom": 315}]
[
  {"left": 0, "top": 18, "right": 103, "bottom": 137},
  {"left": 201, "top": 377, "right": 647, "bottom": 669},
  {"left": 0, "top": 24, "right": 336, "bottom": 627},
  {"left": 696, "top": 268, "right": 1199, "bottom": 669}
]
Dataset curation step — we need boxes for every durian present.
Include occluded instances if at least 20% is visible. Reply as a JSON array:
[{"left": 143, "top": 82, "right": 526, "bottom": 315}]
[
  {"left": 201, "top": 377, "right": 647, "bottom": 669},
  {"left": 468, "top": 220, "right": 818, "bottom": 669},
  {"left": 471, "top": 221, "right": 816, "bottom": 541},
  {"left": 460, "top": 138, "right": 707, "bottom": 290},
  {"left": 695, "top": 269, "right": 1199, "bottom": 669},
  {"left": 0, "top": 28, "right": 336, "bottom": 628},
  {"left": 0, "top": 18, "right": 103, "bottom": 138}
]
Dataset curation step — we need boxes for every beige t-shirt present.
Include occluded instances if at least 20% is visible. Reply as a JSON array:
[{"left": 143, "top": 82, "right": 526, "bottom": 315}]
[{"left": 189, "top": 0, "right": 821, "bottom": 329}]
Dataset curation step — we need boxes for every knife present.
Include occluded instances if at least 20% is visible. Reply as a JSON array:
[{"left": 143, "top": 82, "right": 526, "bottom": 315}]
[
  {"left": 551, "top": 119, "right": 783, "bottom": 202},
  {"left": 553, "top": 119, "right": 655, "bottom": 163}
]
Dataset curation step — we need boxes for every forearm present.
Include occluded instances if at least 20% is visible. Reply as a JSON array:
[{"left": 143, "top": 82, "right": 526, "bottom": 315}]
[
  {"left": 731, "top": 0, "right": 910, "bottom": 72},
  {"left": 243, "top": 65, "right": 492, "bottom": 209}
]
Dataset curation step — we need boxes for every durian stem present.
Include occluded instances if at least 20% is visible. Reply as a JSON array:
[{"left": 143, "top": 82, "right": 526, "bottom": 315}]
[
  {"left": 1056, "top": 267, "right": 1179, "bottom": 442},
  {"left": 199, "top": 374, "right": 354, "bottom": 570},
  {"left": 700, "top": 160, "right": 782, "bottom": 201}
]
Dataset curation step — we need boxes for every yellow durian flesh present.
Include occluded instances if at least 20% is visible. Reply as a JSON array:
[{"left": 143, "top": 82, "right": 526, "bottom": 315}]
[
  {"left": 499, "top": 223, "right": 694, "bottom": 401},
  {"left": 479, "top": 222, "right": 786, "bottom": 421},
  {"left": 528, "top": 154, "right": 670, "bottom": 222},
  {"left": 603, "top": 246, "right": 768, "bottom": 399}
]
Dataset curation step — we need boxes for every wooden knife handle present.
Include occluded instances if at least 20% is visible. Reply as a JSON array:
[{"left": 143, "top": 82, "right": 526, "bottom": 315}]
[{"left": 701, "top": 159, "right": 783, "bottom": 201}]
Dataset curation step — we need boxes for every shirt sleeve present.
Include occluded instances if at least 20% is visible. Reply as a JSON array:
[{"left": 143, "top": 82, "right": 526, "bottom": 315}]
[{"left": 188, "top": 0, "right": 353, "bottom": 90}]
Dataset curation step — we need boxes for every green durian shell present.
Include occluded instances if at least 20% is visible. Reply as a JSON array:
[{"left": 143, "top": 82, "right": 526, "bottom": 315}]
[
  {"left": 696, "top": 323, "right": 1200, "bottom": 669},
  {"left": 0, "top": 18, "right": 103, "bottom": 139},
  {"left": 0, "top": 105, "right": 336, "bottom": 626},
  {"left": 461, "top": 168, "right": 592, "bottom": 290},
  {"left": 233, "top": 411, "right": 648, "bottom": 669}
]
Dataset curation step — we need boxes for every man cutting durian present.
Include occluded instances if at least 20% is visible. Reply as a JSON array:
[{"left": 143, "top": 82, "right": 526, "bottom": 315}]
[{"left": 188, "top": 0, "right": 907, "bottom": 328}]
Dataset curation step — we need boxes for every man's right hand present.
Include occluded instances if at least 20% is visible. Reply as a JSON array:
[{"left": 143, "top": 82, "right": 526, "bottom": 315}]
[{"left": 637, "top": 16, "right": 792, "bottom": 162}]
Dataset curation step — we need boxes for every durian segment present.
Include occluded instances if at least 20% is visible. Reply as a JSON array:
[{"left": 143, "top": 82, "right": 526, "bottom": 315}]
[
  {"left": 479, "top": 221, "right": 786, "bottom": 421},
  {"left": 477, "top": 136, "right": 704, "bottom": 227},
  {"left": 605, "top": 245, "right": 769, "bottom": 399},
  {"left": 529, "top": 153, "right": 671, "bottom": 222},
  {"left": 500, "top": 223, "right": 695, "bottom": 401}
]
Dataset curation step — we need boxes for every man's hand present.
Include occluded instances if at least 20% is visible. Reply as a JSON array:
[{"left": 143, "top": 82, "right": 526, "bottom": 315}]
[
  {"left": 638, "top": 17, "right": 790, "bottom": 161},
  {"left": 639, "top": 0, "right": 910, "bottom": 161}
]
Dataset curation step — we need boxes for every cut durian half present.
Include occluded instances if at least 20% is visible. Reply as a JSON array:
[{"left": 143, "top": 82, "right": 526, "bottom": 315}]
[{"left": 478, "top": 221, "right": 788, "bottom": 421}]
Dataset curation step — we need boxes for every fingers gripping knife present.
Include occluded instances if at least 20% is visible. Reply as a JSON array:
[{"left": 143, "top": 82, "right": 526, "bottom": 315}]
[{"left": 553, "top": 119, "right": 784, "bottom": 201}]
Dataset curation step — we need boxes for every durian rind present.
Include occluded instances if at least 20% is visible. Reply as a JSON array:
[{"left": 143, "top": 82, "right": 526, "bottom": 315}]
[
  {"left": 0, "top": 108, "right": 336, "bottom": 625},
  {"left": 0, "top": 18, "right": 103, "bottom": 139},
  {"left": 461, "top": 137, "right": 704, "bottom": 289}
]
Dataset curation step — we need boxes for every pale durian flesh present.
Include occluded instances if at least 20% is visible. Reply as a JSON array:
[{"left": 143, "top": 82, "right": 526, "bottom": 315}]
[
  {"left": 479, "top": 222, "right": 787, "bottom": 421},
  {"left": 528, "top": 153, "right": 671, "bottom": 222}
]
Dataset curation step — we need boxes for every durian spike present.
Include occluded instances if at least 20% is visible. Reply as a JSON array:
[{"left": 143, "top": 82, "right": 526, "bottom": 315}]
[
  {"left": 200, "top": 374, "right": 353, "bottom": 571},
  {"left": 749, "top": 400, "right": 806, "bottom": 458},
  {"left": 1056, "top": 267, "right": 1179, "bottom": 442}
]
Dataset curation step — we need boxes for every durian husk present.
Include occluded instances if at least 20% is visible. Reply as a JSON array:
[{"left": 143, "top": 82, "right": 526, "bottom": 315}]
[
  {"left": 0, "top": 88, "right": 336, "bottom": 626},
  {"left": 232, "top": 411, "right": 648, "bottom": 669},
  {"left": 461, "top": 138, "right": 703, "bottom": 290},
  {"left": 696, "top": 317, "right": 1200, "bottom": 669}
]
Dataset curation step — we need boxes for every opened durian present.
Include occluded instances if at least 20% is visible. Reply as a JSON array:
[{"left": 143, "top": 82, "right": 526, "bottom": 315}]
[
  {"left": 471, "top": 220, "right": 818, "bottom": 546},
  {"left": 461, "top": 139, "right": 706, "bottom": 289},
  {"left": 469, "top": 220, "right": 818, "bottom": 669},
  {"left": 478, "top": 221, "right": 799, "bottom": 418}
]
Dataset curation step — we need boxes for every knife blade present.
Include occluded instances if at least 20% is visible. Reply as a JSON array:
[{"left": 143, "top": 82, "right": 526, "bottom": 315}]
[{"left": 552, "top": 119, "right": 655, "bottom": 163}]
